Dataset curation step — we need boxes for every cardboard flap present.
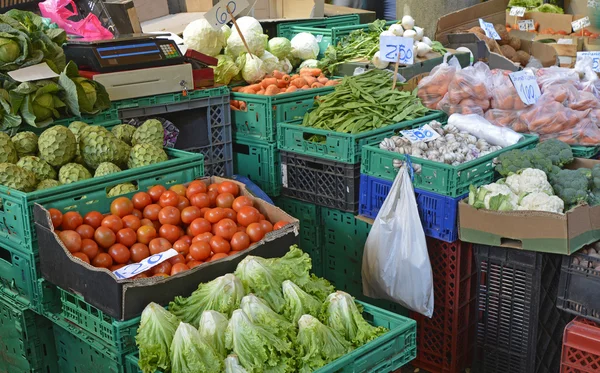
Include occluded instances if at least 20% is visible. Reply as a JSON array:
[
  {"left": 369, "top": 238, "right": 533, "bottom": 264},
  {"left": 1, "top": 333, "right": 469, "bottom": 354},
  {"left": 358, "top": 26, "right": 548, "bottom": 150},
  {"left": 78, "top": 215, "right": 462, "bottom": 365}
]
[{"left": 436, "top": 0, "right": 509, "bottom": 45}]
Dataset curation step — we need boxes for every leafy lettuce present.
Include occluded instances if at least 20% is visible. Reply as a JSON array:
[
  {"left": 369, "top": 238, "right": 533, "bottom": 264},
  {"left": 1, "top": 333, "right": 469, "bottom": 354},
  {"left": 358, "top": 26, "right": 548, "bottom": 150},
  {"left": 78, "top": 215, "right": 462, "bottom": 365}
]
[
  {"left": 240, "top": 294, "right": 295, "bottom": 341},
  {"left": 170, "top": 322, "right": 223, "bottom": 373},
  {"left": 135, "top": 302, "right": 179, "bottom": 373},
  {"left": 296, "top": 315, "right": 353, "bottom": 373},
  {"left": 197, "top": 311, "right": 229, "bottom": 358},
  {"left": 225, "top": 354, "right": 248, "bottom": 373},
  {"left": 282, "top": 280, "right": 321, "bottom": 324}
]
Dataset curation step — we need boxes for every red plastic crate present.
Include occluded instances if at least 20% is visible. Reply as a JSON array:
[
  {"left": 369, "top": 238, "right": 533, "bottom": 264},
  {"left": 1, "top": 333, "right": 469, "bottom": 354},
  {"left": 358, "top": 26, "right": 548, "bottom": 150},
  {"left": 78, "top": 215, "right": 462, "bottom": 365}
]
[
  {"left": 410, "top": 239, "right": 477, "bottom": 373},
  {"left": 561, "top": 317, "right": 600, "bottom": 373}
]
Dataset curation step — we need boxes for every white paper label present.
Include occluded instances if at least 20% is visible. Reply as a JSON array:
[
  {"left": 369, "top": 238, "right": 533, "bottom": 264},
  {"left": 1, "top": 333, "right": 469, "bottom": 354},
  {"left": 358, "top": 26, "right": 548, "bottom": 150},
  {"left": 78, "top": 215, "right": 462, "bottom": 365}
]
[
  {"left": 379, "top": 35, "right": 414, "bottom": 64},
  {"left": 400, "top": 124, "right": 441, "bottom": 143},
  {"left": 572, "top": 17, "right": 591, "bottom": 32},
  {"left": 479, "top": 19, "right": 501, "bottom": 40},
  {"left": 204, "top": 0, "right": 250, "bottom": 30},
  {"left": 281, "top": 164, "right": 288, "bottom": 188},
  {"left": 509, "top": 6, "right": 526, "bottom": 17},
  {"left": 557, "top": 38, "right": 574, "bottom": 45},
  {"left": 8, "top": 63, "right": 59, "bottom": 82},
  {"left": 509, "top": 71, "right": 541, "bottom": 106},
  {"left": 113, "top": 248, "right": 179, "bottom": 279},
  {"left": 577, "top": 51, "right": 600, "bottom": 72},
  {"left": 588, "top": 0, "right": 599, "bottom": 8},
  {"left": 518, "top": 20, "right": 535, "bottom": 31}
]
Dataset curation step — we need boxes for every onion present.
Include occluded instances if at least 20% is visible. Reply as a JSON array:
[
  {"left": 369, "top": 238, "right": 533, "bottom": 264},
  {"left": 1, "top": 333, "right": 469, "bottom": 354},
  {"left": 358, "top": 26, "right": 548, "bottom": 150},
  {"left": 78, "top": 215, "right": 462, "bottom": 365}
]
[
  {"left": 403, "top": 30, "right": 417, "bottom": 39},
  {"left": 422, "top": 36, "right": 433, "bottom": 46},
  {"left": 380, "top": 30, "right": 395, "bottom": 38},
  {"left": 414, "top": 26, "right": 424, "bottom": 41},
  {"left": 389, "top": 24, "right": 404, "bottom": 36},
  {"left": 401, "top": 15, "right": 415, "bottom": 30},
  {"left": 416, "top": 42, "right": 432, "bottom": 57},
  {"left": 372, "top": 51, "right": 389, "bottom": 69}
]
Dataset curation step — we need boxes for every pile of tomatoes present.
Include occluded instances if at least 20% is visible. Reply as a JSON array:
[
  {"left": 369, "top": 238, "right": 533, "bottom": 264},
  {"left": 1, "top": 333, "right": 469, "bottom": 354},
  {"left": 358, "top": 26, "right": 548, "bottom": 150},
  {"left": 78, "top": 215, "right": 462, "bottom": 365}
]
[{"left": 49, "top": 180, "right": 289, "bottom": 278}]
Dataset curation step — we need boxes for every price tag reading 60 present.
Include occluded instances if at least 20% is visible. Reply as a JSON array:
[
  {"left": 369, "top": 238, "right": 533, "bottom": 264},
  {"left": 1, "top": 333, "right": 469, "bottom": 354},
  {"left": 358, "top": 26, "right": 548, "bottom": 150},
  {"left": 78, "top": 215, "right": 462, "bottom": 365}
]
[
  {"left": 204, "top": 0, "right": 249, "bottom": 30},
  {"left": 380, "top": 35, "right": 414, "bottom": 64}
]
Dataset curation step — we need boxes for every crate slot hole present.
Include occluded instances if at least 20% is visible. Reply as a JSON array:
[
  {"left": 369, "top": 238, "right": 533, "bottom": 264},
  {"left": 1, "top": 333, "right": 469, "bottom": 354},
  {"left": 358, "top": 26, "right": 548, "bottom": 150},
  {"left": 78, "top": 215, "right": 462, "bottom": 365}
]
[
  {"left": 0, "top": 245, "right": 12, "bottom": 264},
  {"left": 500, "top": 238, "right": 523, "bottom": 248}
]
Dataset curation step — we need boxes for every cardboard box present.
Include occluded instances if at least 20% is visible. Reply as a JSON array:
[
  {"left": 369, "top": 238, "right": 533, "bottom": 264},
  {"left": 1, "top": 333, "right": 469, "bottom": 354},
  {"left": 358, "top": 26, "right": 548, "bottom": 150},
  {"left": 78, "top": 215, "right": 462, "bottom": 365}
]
[
  {"left": 35, "top": 177, "right": 300, "bottom": 320},
  {"left": 104, "top": 0, "right": 142, "bottom": 35},
  {"left": 505, "top": 10, "right": 574, "bottom": 33},
  {"left": 511, "top": 30, "right": 582, "bottom": 67},
  {"left": 133, "top": 0, "right": 169, "bottom": 22},
  {"left": 182, "top": 0, "right": 212, "bottom": 12},
  {"left": 459, "top": 158, "right": 600, "bottom": 255}
]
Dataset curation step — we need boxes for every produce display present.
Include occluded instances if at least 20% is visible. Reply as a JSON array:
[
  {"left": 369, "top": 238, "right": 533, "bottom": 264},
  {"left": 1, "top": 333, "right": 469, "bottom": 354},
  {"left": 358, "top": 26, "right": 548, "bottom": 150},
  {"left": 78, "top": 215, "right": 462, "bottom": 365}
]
[
  {"left": 506, "top": 0, "right": 564, "bottom": 15},
  {"left": 51, "top": 179, "right": 290, "bottom": 276},
  {"left": 302, "top": 69, "right": 428, "bottom": 134},
  {"left": 230, "top": 67, "right": 338, "bottom": 98},
  {"left": 319, "top": 18, "right": 446, "bottom": 75},
  {"left": 135, "top": 246, "right": 387, "bottom": 373},
  {"left": 0, "top": 120, "right": 172, "bottom": 193},
  {"left": 378, "top": 120, "right": 503, "bottom": 167}
]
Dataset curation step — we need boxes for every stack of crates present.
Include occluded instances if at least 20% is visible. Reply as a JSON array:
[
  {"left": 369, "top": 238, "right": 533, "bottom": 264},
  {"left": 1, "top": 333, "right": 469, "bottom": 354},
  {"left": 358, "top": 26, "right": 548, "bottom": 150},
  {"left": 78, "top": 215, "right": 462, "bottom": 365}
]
[{"left": 561, "top": 317, "right": 600, "bottom": 373}]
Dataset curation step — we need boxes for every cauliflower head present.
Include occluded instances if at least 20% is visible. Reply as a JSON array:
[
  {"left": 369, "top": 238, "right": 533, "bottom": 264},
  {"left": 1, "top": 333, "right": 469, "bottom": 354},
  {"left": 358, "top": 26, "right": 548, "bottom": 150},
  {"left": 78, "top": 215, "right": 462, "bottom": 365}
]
[
  {"left": 517, "top": 192, "right": 564, "bottom": 213},
  {"left": 505, "top": 168, "right": 554, "bottom": 196}
]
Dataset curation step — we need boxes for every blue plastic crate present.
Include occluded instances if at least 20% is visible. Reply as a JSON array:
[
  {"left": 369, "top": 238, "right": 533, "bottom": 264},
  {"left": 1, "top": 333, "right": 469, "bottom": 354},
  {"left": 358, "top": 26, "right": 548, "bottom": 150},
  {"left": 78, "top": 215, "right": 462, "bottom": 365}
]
[{"left": 358, "top": 174, "right": 466, "bottom": 243}]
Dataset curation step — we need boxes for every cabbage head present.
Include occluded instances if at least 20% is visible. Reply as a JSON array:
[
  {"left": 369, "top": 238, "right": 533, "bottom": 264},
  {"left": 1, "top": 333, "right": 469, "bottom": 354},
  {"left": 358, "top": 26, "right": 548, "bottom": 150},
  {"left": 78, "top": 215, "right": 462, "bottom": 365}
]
[
  {"left": 170, "top": 322, "right": 223, "bottom": 373},
  {"left": 183, "top": 19, "right": 225, "bottom": 57},
  {"left": 0, "top": 23, "right": 43, "bottom": 71},
  {"left": 241, "top": 53, "right": 266, "bottom": 83},
  {"left": 259, "top": 51, "right": 279, "bottom": 74},
  {"left": 214, "top": 55, "right": 240, "bottom": 85},
  {"left": 232, "top": 16, "right": 263, "bottom": 36},
  {"left": 296, "top": 315, "right": 353, "bottom": 373},
  {"left": 58, "top": 61, "right": 110, "bottom": 116},
  {"left": 221, "top": 24, "right": 232, "bottom": 42},
  {"left": 0, "top": 37, "right": 20, "bottom": 63},
  {"left": 267, "top": 37, "right": 291, "bottom": 59},
  {"left": 225, "top": 31, "right": 267, "bottom": 58},
  {"left": 299, "top": 59, "right": 319, "bottom": 70},
  {"left": 10, "top": 80, "right": 66, "bottom": 128},
  {"left": 136, "top": 303, "right": 179, "bottom": 373},
  {"left": 291, "top": 32, "right": 320, "bottom": 60},
  {"left": 278, "top": 58, "right": 293, "bottom": 74}
]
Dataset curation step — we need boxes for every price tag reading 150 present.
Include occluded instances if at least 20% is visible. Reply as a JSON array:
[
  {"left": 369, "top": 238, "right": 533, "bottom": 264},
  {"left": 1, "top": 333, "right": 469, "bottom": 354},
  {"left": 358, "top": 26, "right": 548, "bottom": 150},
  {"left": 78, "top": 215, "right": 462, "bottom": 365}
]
[
  {"left": 509, "top": 71, "right": 541, "bottom": 106},
  {"left": 380, "top": 35, "right": 414, "bottom": 64},
  {"left": 113, "top": 248, "right": 179, "bottom": 279},
  {"left": 204, "top": 0, "right": 250, "bottom": 31},
  {"left": 400, "top": 124, "right": 440, "bottom": 143}
]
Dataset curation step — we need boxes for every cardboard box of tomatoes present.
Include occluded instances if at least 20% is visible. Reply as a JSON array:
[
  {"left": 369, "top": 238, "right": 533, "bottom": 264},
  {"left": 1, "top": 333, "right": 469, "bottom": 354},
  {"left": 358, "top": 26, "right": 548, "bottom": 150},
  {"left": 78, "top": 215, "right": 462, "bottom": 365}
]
[{"left": 34, "top": 176, "right": 299, "bottom": 321}]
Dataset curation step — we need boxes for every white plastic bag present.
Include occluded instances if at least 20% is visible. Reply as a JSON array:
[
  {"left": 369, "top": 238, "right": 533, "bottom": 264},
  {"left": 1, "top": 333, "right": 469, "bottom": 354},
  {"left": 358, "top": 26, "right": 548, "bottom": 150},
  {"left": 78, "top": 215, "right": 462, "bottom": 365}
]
[
  {"left": 361, "top": 165, "right": 434, "bottom": 317},
  {"left": 448, "top": 113, "right": 524, "bottom": 147}
]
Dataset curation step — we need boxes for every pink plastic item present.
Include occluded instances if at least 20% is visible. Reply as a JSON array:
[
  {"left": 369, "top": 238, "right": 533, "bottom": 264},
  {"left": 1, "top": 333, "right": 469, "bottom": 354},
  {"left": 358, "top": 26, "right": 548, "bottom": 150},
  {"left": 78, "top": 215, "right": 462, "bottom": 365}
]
[{"left": 39, "top": 0, "right": 113, "bottom": 40}]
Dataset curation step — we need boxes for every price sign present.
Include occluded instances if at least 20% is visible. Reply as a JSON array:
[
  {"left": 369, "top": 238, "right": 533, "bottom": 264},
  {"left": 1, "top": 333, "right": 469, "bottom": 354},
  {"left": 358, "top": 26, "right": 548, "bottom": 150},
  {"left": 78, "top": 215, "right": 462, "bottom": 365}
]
[
  {"left": 577, "top": 51, "right": 600, "bottom": 72},
  {"left": 518, "top": 19, "right": 535, "bottom": 31},
  {"left": 509, "top": 6, "right": 526, "bottom": 17},
  {"left": 399, "top": 124, "right": 440, "bottom": 143},
  {"left": 379, "top": 35, "right": 414, "bottom": 64},
  {"left": 572, "top": 16, "right": 591, "bottom": 32},
  {"left": 204, "top": 0, "right": 250, "bottom": 30},
  {"left": 509, "top": 71, "right": 541, "bottom": 106},
  {"left": 479, "top": 19, "right": 501, "bottom": 40},
  {"left": 588, "top": 0, "right": 600, "bottom": 8},
  {"left": 113, "top": 249, "right": 179, "bottom": 279}
]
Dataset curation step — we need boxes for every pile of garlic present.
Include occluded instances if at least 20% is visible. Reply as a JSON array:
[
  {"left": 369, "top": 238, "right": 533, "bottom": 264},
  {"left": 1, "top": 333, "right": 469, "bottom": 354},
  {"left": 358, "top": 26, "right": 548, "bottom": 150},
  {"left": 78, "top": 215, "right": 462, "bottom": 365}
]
[
  {"left": 372, "top": 15, "right": 433, "bottom": 69},
  {"left": 378, "top": 120, "right": 503, "bottom": 168}
]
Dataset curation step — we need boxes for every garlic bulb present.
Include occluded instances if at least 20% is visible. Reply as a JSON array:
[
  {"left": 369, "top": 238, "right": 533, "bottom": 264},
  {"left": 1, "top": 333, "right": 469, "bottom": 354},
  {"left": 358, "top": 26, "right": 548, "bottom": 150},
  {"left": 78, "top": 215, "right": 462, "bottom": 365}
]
[
  {"left": 401, "top": 15, "right": 415, "bottom": 30},
  {"left": 372, "top": 51, "right": 389, "bottom": 70},
  {"left": 379, "top": 138, "right": 395, "bottom": 150},
  {"left": 389, "top": 24, "right": 404, "bottom": 36}
]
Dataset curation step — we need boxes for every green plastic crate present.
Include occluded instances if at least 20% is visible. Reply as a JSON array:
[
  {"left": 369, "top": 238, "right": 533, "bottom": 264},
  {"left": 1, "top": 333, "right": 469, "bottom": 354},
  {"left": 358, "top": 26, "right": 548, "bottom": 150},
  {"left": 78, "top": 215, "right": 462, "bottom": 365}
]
[
  {"left": 0, "top": 294, "right": 58, "bottom": 373},
  {"left": 286, "top": 20, "right": 397, "bottom": 57},
  {"left": 277, "top": 111, "right": 445, "bottom": 164},
  {"left": 111, "top": 86, "right": 229, "bottom": 112},
  {"left": 52, "top": 318, "right": 128, "bottom": 373},
  {"left": 231, "top": 86, "right": 335, "bottom": 142},
  {"left": 56, "top": 289, "right": 140, "bottom": 355},
  {"left": 124, "top": 300, "right": 416, "bottom": 373},
  {"left": 233, "top": 134, "right": 281, "bottom": 197},
  {"left": 361, "top": 134, "right": 539, "bottom": 198},
  {"left": 0, "top": 139, "right": 204, "bottom": 254},
  {"left": 275, "top": 196, "right": 322, "bottom": 276},
  {"left": 48, "top": 108, "right": 120, "bottom": 128},
  {"left": 276, "top": 14, "right": 361, "bottom": 39},
  {"left": 571, "top": 145, "right": 600, "bottom": 159}
]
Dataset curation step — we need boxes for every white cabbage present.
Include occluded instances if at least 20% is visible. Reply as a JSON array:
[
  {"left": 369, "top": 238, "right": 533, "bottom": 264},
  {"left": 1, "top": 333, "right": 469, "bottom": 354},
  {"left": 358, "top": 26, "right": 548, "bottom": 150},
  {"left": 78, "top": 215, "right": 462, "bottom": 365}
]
[
  {"left": 290, "top": 32, "right": 320, "bottom": 60},
  {"left": 241, "top": 53, "right": 266, "bottom": 83},
  {"left": 226, "top": 31, "right": 268, "bottom": 58},
  {"left": 183, "top": 18, "right": 225, "bottom": 57}
]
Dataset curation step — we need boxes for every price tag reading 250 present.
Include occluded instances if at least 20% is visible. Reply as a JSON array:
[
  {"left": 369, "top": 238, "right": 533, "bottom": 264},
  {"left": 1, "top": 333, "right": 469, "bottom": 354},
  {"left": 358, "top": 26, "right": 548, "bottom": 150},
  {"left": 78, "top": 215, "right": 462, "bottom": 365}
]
[
  {"left": 380, "top": 35, "right": 414, "bottom": 64},
  {"left": 399, "top": 124, "right": 440, "bottom": 143},
  {"left": 113, "top": 248, "right": 179, "bottom": 279},
  {"left": 509, "top": 71, "right": 541, "bottom": 106},
  {"left": 204, "top": 0, "right": 249, "bottom": 30}
]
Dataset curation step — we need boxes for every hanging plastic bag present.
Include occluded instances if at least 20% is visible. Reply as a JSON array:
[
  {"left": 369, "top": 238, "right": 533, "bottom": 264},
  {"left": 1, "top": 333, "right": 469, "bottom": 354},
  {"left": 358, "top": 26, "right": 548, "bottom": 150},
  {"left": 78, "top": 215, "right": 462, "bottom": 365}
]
[
  {"left": 361, "top": 164, "right": 434, "bottom": 318},
  {"left": 39, "top": 0, "right": 113, "bottom": 40}
]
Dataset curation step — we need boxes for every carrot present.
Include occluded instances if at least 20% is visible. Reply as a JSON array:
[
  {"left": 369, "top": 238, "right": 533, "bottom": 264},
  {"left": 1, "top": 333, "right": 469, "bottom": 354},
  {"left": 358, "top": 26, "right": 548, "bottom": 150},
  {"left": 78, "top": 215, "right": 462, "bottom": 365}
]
[
  {"left": 230, "top": 104, "right": 238, "bottom": 111},
  {"left": 290, "top": 77, "right": 307, "bottom": 88},
  {"left": 261, "top": 78, "right": 278, "bottom": 88},
  {"left": 272, "top": 70, "right": 284, "bottom": 79},
  {"left": 300, "top": 68, "right": 322, "bottom": 77},
  {"left": 239, "top": 101, "right": 247, "bottom": 111},
  {"left": 301, "top": 85, "right": 310, "bottom": 89},
  {"left": 325, "top": 80, "right": 338, "bottom": 86},
  {"left": 239, "top": 87, "right": 254, "bottom": 94},
  {"left": 281, "top": 74, "right": 291, "bottom": 83},
  {"left": 265, "top": 85, "right": 280, "bottom": 96},
  {"left": 311, "top": 82, "right": 324, "bottom": 89},
  {"left": 276, "top": 79, "right": 288, "bottom": 88},
  {"left": 317, "top": 75, "right": 328, "bottom": 84},
  {"left": 286, "top": 86, "right": 298, "bottom": 93},
  {"left": 303, "top": 76, "right": 317, "bottom": 85},
  {"left": 256, "top": 88, "right": 265, "bottom": 95},
  {"left": 290, "top": 74, "right": 300, "bottom": 80},
  {"left": 248, "top": 84, "right": 262, "bottom": 92},
  {"left": 231, "top": 86, "right": 242, "bottom": 92}
]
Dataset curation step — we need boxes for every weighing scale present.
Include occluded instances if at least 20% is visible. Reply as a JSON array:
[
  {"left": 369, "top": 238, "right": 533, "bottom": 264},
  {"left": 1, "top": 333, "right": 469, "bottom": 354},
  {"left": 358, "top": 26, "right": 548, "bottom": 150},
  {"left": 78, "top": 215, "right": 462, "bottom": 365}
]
[{"left": 64, "top": 34, "right": 185, "bottom": 73}]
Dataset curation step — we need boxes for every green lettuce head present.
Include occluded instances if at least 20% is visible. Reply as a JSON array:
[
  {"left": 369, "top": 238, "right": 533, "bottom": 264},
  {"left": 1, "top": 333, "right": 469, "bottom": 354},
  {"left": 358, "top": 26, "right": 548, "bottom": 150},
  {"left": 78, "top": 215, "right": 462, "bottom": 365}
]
[
  {"left": 214, "top": 55, "right": 240, "bottom": 85},
  {"left": 282, "top": 280, "right": 322, "bottom": 324},
  {"left": 267, "top": 37, "right": 292, "bottom": 60},
  {"left": 296, "top": 315, "right": 353, "bottom": 373},
  {"left": 10, "top": 79, "right": 66, "bottom": 128},
  {"left": 59, "top": 61, "right": 110, "bottom": 116},
  {"left": 240, "top": 294, "right": 295, "bottom": 341},
  {"left": 197, "top": 311, "right": 229, "bottom": 358},
  {"left": 0, "top": 37, "right": 20, "bottom": 63},
  {"left": 0, "top": 23, "right": 42, "bottom": 71},
  {"left": 170, "top": 322, "right": 223, "bottom": 373},
  {"left": 135, "top": 303, "right": 179, "bottom": 373},
  {"left": 225, "top": 355, "right": 248, "bottom": 373}
]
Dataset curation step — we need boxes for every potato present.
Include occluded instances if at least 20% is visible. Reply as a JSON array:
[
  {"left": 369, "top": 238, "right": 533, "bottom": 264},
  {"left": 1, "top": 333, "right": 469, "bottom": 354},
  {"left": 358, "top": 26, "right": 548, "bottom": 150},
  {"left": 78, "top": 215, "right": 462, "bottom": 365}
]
[
  {"left": 495, "top": 24, "right": 510, "bottom": 45},
  {"left": 473, "top": 32, "right": 502, "bottom": 54},
  {"left": 500, "top": 45, "right": 517, "bottom": 61},
  {"left": 509, "top": 36, "right": 521, "bottom": 51},
  {"left": 467, "top": 26, "right": 486, "bottom": 35},
  {"left": 516, "top": 50, "right": 530, "bottom": 66}
]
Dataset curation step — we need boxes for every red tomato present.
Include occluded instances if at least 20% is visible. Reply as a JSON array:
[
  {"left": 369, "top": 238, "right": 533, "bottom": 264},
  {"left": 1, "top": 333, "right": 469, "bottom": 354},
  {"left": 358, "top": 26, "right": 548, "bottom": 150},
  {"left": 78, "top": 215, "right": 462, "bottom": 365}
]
[
  {"left": 94, "top": 226, "right": 116, "bottom": 249},
  {"left": 205, "top": 208, "right": 225, "bottom": 224},
  {"left": 216, "top": 193, "right": 235, "bottom": 208},
  {"left": 152, "top": 261, "right": 172, "bottom": 275},
  {"left": 218, "top": 181, "right": 239, "bottom": 196},
  {"left": 179, "top": 235, "right": 192, "bottom": 245},
  {"left": 149, "top": 238, "right": 171, "bottom": 255},
  {"left": 147, "top": 185, "right": 166, "bottom": 203},
  {"left": 136, "top": 226, "right": 157, "bottom": 245},
  {"left": 143, "top": 204, "right": 161, "bottom": 221},
  {"left": 140, "top": 218, "right": 154, "bottom": 227},
  {"left": 116, "top": 228, "right": 137, "bottom": 247},
  {"left": 83, "top": 211, "right": 103, "bottom": 229},
  {"left": 159, "top": 224, "right": 182, "bottom": 244},
  {"left": 61, "top": 211, "right": 83, "bottom": 230},
  {"left": 81, "top": 239, "right": 99, "bottom": 260},
  {"left": 208, "top": 183, "right": 220, "bottom": 193},
  {"left": 170, "top": 263, "right": 189, "bottom": 275},
  {"left": 169, "top": 254, "right": 186, "bottom": 265},
  {"left": 188, "top": 218, "right": 212, "bottom": 236},
  {"left": 110, "top": 264, "right": 127, "bottom": 271},
  {"left": 75, "top": 224, "right": 95, "bottom": 240},
  {"left": 232, "top": 196, "right": 253, "bottom": 213},
  {"left": 246, "top": 223, "right": 264, "bottom": 243},
  {"left": 159, "top": 191, "right": 179, "bottom": 208},
  {"left": 131, "top": 209, "right": 143, "bottom": 219},
  {"left": 209, "top": 253, "right": 229, "bottom": 262},
  {"left": 130, "top": 243, "right": 150, "bottom": 262},
  {"left": 132, "top": 192, "right": 152, "bottom": 210},
  {"left": 181, "top": 206, "right": 202, "bottom": 224},
  {"left": 169, "top": 184, "right": 187, "bottom": 196},
  {"left": 186, "top": 253, "right": 194, "bottom": 262},
  {"left": 110, "top": 197, "right": 134, "bottom": 218},
  {"left": 257, "top": 214, "right": 265, "bottom": 221},
  {"left": 101, "top": 215, "right": 123, "bottom": 233},
  {"left": 223, "top": 208, "right": 237, "bottom": 222},
  {"left": 189, "top": 242, "right": 211, "bottom": 261},
  {"left": 177, "top": 196, "right": 190, "bottom": 211},
  {"left": 152, "top": 273, "right": 169, "bottom": 278},
  {"left": 213, "top": 219, "right": 237, "bottom": 240},
  {"left": 273, "top": 221, "right": 289, "bottom": 230},
  {"left": 237, "top": 206, "right": 260, "bottom": 227},
  {"left": 158, "top": 206, "right": 181, "bottom": 226},
  {"left": 49, "top": 208, "right": 63, "bottom": 229},
  {"left": 72, "top": 252, "right": 90, "bottom": 264},
  {"left": 186, "top": 180, "right": 207, "bottom": 199},
  {"left": 108, "top": 243, "right": 131, "bottom": 264},
  {"left": 209, "top": 236, "right": 230, "bottom": 254},
  {"left": 207, "top": 190, "right": 219, "bottom": 206},
  {"left": 230, "top": 231, "right": 250, "bottom": 251},
  {"left": 200, "top": 207, "right": 211, "bottom": 217},
  {"left": 59, "top": 230, "right": 82, "bottom": 253},
  {"left": 259, "top": 220, "right": 273, "bottom": 234},
  {"left": 187, "top": 260, "right": 203, "bottom": 269},
  {"left": 173, "top": 239, "right": 190, "bottom": 256},
  {"left": 190, "top": 193, "right": 211, "bottom": 209},
  {"left": 122, "top": 215, "right": 141, "bottom": 231},
  {"left": 92, "top": 253, "right": 113, "bottom": 268},
  {"left": 193, "top": 232, "right": 213, "bottom": 244}
]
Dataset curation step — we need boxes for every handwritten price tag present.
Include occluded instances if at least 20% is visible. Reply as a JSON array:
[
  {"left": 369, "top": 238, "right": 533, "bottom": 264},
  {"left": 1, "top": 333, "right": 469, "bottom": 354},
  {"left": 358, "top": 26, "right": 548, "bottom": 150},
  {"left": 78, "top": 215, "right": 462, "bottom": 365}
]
[
  {"left": 479, "top": 19, "right": 501, "bottom": 40},
  {"left": 380, "top": 35, "right": 414, "bottom": 64},
  {"left": 400, "top": 124, "right": 440, "bottom": 143},
  {"left": 518, "top": 19, "right": 535, "bottom": 31},
  {"left": 509, "top": 71, "right": 541, "bottom": 106},
  {"left": 204, "top": 0, "right": 250, "bottom": 30},
  {"left": 113, "top": 249, "right": 179, "bottom": 279},
  {"left": 577, "top": 51, "right": 600, "bottom": 72},
  {"left": 509, "top": 6, "right": 526, "bottom": 17},
  {"left": 572, "top": 17, "right": 591, "bottom": 32}
]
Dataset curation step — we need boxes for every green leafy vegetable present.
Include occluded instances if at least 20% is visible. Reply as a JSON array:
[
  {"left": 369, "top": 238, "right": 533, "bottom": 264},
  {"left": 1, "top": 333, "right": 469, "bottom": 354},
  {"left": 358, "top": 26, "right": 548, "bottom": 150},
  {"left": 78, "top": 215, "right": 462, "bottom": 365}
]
[
  {"left": 135, "top": 302, "right": 179, "bottom": 373},
  {"left": 296, "top": 315, "right": 353, "bottom": 373},
  {"left": 0, "top": 23, "right": 42, "bottom": 71},
  {"left": 282, "top": 280, "right": 322, "bottom": 324},
  {"left": 319, "top": 291, "right": 387, "bottom": 346},
  {"left": 59, "top": 61, "right": 110, "bottom": 116},
  {"left": 240, "top": 294, "right": 295, "bottom": 341},
  {"left": 170, "top": 322, "right": 223, "bottom": 373},
  {"left": 169, "top": 274, "right": 245, "bottom": 326},
  {"left": 197, "top": 311, "right": 229, "bottom": 358},
  {"left": 225, "top": 355, "right": 248, "bottom": 373},
  {"left": 213, "top": 55, "right": 240, "bottom": 85},
  {"left": 10, "top": 79, "right": 66, "bottom": 128}
]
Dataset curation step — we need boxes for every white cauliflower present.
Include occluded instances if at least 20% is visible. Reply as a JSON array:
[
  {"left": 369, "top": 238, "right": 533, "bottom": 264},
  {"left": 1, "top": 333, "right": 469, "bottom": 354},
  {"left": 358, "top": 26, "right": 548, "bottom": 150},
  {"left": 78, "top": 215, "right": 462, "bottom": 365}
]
[
  {"left": 477, "top": 183, "right": 519, "bottom": 210},
  {"left": 505, "top": 168, "right": 553, "bottom": 196},
  {"left": 517, "top": 192, "right": 564, "bottom": 214}
]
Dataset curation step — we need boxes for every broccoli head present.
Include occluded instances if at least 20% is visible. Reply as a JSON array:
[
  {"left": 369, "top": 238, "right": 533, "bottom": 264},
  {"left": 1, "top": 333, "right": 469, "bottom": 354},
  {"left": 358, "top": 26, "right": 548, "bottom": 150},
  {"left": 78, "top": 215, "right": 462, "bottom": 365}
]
[
  {"left": 536, "top": 139, "right": 574, "bottom": 167},
  {"left": 592, "top": 164, "right": 600, "bottom": 191},
  {"left": 549, "top": 169, "right": 590, "bottom": 208},
  {"left": 496, "top": 149, "right": 553, "bottom": 177}
]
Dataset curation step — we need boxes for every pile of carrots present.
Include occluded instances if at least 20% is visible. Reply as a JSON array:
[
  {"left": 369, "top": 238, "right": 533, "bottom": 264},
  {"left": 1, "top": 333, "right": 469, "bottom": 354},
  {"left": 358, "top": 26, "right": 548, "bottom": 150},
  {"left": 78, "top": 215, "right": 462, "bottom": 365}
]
[{"left": 230, "top": 68, "right": 339, "bottom": 109}]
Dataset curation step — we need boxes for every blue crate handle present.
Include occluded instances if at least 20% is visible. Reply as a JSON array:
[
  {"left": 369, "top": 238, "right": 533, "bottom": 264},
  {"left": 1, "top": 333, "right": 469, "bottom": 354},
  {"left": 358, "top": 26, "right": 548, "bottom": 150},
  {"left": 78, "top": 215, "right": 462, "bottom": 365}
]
[
  {"left": 405, "top": 154, "right": 415, "bottom": 182},
  {"left": 232, "top": 175, "right": 274, "bottom": 204}
]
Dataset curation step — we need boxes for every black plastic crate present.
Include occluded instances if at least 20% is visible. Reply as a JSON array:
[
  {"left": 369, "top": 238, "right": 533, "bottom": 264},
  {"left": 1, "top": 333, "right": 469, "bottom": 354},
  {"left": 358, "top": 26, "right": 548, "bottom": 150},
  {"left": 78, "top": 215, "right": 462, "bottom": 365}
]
[
  {"left": 557, "top": 249, "right": 600, "bottom": 323},
  {"left": 473, "top": 245, "right": 574, "bottom": 373},
  {"left": 280, "top": 151, "right": 360, "bottom": 213}
]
